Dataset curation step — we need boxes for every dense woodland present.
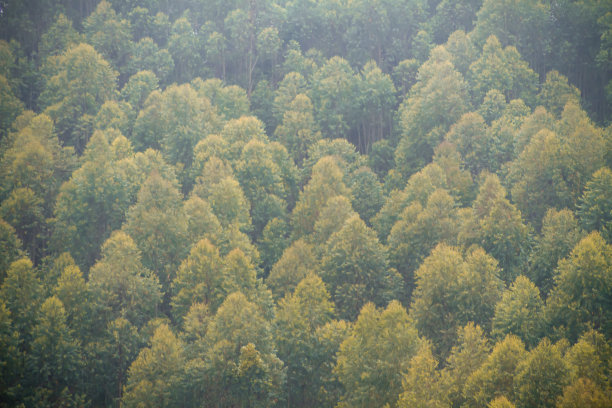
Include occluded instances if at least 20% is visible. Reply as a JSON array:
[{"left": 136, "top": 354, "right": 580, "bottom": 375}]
[{"left": 0, "top": 0, "right": 611, "bottom": 407}]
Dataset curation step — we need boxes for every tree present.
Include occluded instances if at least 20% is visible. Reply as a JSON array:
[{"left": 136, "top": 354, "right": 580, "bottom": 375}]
[
  {"left": 0, "top": 258, "right": 42, "bottom": 340},
  {"left": 321, "top": 215, "right": 402, "bottom": 320},
  {"left": 38, "top": 13, "right": 82, "bottom": 60},
  {"left": 274, "top": 274, "right": 335, "bottom": 407},
  {"left": 0, "top": 219, "right": 22, "bottom": 280},
  {"left": 513, "top": 105, "right": 555, "bottom": 155},
  {"left": 537, "top": 70, "right": 581, "bottom": 118},
  {"left": 85, "top": 317, "right": 142, "bottom": 406},
  {"left": 202, "top": 292, "right": 285, "bottom": 408},
  {"left": 183, "top": 195, "right": 223, "bottom": 247},
  {"left": 514, "top": 338, "right": 569, "bottom": 408},
  {"left": 488, "top": 396, "right": 516, "bottom": 408},
  {"left": 310, "top": 56, "right": 358, "bottom": 140},
  {"left": 192, "top": 78, "right": 250, "bottom": 121},
  {"left": 0, "top": 188, "right": 44, "bottom": 262},
  {"left": 0, "top": 300, "right": 21, "bottom": 407},
  {"left": 28, "top": 296, "right": 84, "bottom": 406},
  {"left": 0, "top": 75, "right": 23, "bottom": 139},
  {"left": 468, "top": 35, "right": 538, "bottom": 105},
  {"left": 509, "top": 102, "right": 605, "bottom": 229},
  {"left": 236, "top": 139, "right": 288, "bottom": 238},
  {"left": 122, "top": 324, "right": 185, "bottom": 408},
  {"left": 267, "top": 239, "right": 318, "bottom": 299},
  {"left": 312, "top": 195, "right": 356, "bottom": 247},
  {"left": 335, "top": 301, "right": 420, "bottom": 408},
  {"left": 373, "top": 162, "right": 450, "bottom": 243},
  {"left": 578, "top": 167, "right": 612, "bottom": 241},
  {"left": 257, "top": 217, "right": 289, "bottom": 274},
  {"left": 528, "top": 209, "right": 584, "bottom": 298},
  {"left": 123, "top": 172, "right": 188, "bottom": 293},
  {"left": 347, "top": 166, "right": 384, "bottom": 224},
  {"left": 463, "top": 334, "right": 527, "bottom": 408},
  {"left": 557, "top": 378, "right": 611, "bottom": 408},
  {"left": 273, "top": 72, "right": 308, "bottom": 125},
  {"left": 445, "top": 112, "right": 490, "bottom": 176},
  {"left": 222, "top": 248, "right": 274, "bottom": 318},
  {"left": 546, "top": 232, "right": 612, "bottom": 342},
  {"left": 313, "top": 319, "right": 351, "bottom": 408},
  {"left": 291, "top": 156, "right": 350, "bottom": 239},
  {"left": 40, "top": 43, "right": 118, "bottom": 152},
  {"left": 120, "top": 70, "right": 159, "bottom": 113},
  {"left": 460, "top": 174, "right": 531, "bottom": 284},
  {"left": 274, "top": 93, "right": 321, "bottom": 166},
  {"left": 88, "top": 231, "right": 161, "bottom": 330},
  {"left": 388, "top": 188, "right": 459, "bottom": 299},
  {"left": 83, "top": 0, "right": 133, "bottom": 79},
  {"left": 395, "top": 46, "right": 470, "bottom": 178},
  {"left": 52, "top": 130, "right": 133, "bottom": 269},
  {"left": 397, "top": 340, "right": 446, "bottom": 408},
  {"left": 354, "top": 60, "right": 396, "bottom": 152},
  {"left": 0, "top": 113, "right": 75, "bottom": 259},
  {"left": 471, "top": 0, "right": 552, "bottom": 76},
  {"left": 206, "top": 176, "right": 252, "bottom": 232},
  {"left": 565, "top": 331, "right": 610, "bottom": 389},
  {"left": 135, "top": 83, "right": 220, "bottom": 189},
  {"left": 126, "top": 37, "right": 174, "bottom": 85},
  {"left": 431, "top": 2, "right": 481, "bottom": 45},
  {"left": 411, "top": 244, "right": 503, "bottom": 358},
  {"left": 492, "top": 276, "right": 544, "bottom": 348},
  {"left": 441, "top": 323, "right": 491, "bottom": 408},
  {"left": 53, "top": 263, "right": 89, "bottom": 338}
]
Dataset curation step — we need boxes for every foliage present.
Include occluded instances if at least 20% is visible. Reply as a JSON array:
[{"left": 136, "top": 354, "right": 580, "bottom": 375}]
[
  {"left": 1, "top": 1, "right": 611, "bottom": 407},
  {"left": 335, "top": 301, "right": 420, "bottom": 408}
]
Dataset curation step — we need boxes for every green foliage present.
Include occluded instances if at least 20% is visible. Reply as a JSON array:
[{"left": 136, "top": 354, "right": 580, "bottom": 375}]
[
  {"left": 40, "top": 43, "right": 118, "bottom": 151},
  {"left": 460, "top": 174, "right": 531, "bottom": 283},
  {"left": 267, "top": 239, "right": 318, "bottom": 299},
  {"left": 411, "top": 244, "right": 503, "bottom": 358},
  {"left": 463, "top": 334, "right": 527, "bottom": 408},
  {"left": 546, "top": 232, "right": 612, "bottom": 342},
  {"left": 0, "top": 258, "right": 42, "bottom": 338},
  {"left": 29, "top": 296, "right": 84, "bottom": 405},
  {"left": 468, "top": 35, "right": 538, "bottom": 105},
  {"left": 0, "top": 75, "right": 23, "bottom": 138},
  {"left": 509, "top": 102, "right": 605, "bottom": 228},
  {"left": 395, "top": 46, "right": 470, "bottom": 178},
  {"left": 388, "top": 188, "right": 459, "bottom": 299},
  {"left": 274, "top": 274, "right": 335, "bottom": 407},
  {"left": 321, "top": 215, "right": 402, "bottom": 320},
  {"left": 202, "top": 292, "right": 285, "bottom": 408},
  {"left": 291, "top": 156, "right": 350, "bottom": 239},
  {"left": 0, "top": 219, "right": 22, "bottom": 280},
  {"left": 88, "top": 231, "right": 161, "bottom": 329},
  {"left": 123, "top": 171, "right": 188, "bottom": 290},
  {"left": 2, "top": 2, "right": 612, "bottom": 407},
  {"left": 171, "top": 238, "right": 223, "bottom": 321},
  {"left": 335, "top": 301, "right": 420, "bottom": 408},
  {"left": 441, "top": 323, "right": 491, "bottom": 408},
  {"left": 557, "top": 378, "right": 611, "bottom": 408},
  {"left": 274, "top": 93, "right": 321, "bottom": 166},
  {"left": 578, "top": 167, "right": 612, "bottom": 241},
  {"left": 514, "top": 338, "right": 569, "bottom": 408},
  {"left": 122, "top": 323, "right": 185, "bottom": 408},
  {"left": 492, "top": 276, "right": 544, "bottom": 348},
  {"left": 565, "top": 331, "right": 610, "bottom": 389},
  {"left": 397, "top": 340, "right": 446, "bottom": 408},
  {"left": 528, "top": 209, "right": 584, "bottom": 297},
  {"left": 52, "top": 130, "right": 133, "bottom": 269}
]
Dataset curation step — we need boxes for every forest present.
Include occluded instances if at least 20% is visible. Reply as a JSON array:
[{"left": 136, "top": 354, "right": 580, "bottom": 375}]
[{"left": 0, "top": 0, "right": 611, "bottom": 407}]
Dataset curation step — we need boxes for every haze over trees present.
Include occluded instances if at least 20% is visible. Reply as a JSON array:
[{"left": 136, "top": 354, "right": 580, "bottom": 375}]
[{"left": 0, "top": 1, "right": 611, "bottom": 407}]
